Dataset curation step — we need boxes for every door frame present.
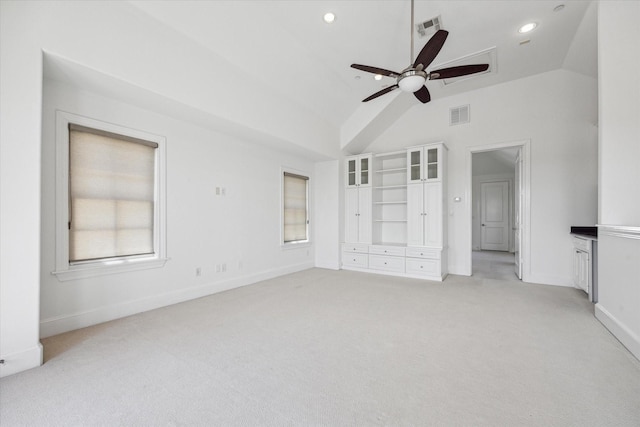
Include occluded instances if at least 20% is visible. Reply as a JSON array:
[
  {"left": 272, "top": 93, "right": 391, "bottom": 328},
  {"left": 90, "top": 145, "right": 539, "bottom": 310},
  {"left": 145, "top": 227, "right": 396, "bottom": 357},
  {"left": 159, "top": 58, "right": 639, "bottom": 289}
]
[{"left": 465, "top": 139, "right": 531, "bottom": 281}]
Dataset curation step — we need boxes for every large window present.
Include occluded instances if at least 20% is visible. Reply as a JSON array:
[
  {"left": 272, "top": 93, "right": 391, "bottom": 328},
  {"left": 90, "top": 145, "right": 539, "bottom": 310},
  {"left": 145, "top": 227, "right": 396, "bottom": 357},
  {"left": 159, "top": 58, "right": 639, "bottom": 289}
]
[
  {"left": 54, "top": 112, "right": 167, "bottom": 280},
  {"left": 282, "top": 171, "right": 309, "bottom": 245}
]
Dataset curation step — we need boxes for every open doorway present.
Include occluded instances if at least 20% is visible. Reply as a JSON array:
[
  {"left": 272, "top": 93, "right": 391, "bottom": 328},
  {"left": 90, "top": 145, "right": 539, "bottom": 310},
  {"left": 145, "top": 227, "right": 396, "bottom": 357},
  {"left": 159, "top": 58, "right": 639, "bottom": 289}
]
[{"left": 466, "top": 140, "right": 530, "bottom": 281}]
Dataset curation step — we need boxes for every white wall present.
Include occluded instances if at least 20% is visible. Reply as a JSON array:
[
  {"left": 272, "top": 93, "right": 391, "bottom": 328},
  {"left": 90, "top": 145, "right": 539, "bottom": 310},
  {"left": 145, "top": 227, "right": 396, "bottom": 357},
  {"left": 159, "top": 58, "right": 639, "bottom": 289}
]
[
  {"left": 0, "top": 0, "right": 338, "bottom": 377},
  {"left": 314, "top": 160, "right": 341, "bottom": 270},
  {"left": 363, "top": 68, "right": 598, "bottom": 286},
  {"left": 595, "top": 1, "right": 640, "bottom": 361},
  {"left": 39, "top": 78, "right": 316, "bottom": 337}
]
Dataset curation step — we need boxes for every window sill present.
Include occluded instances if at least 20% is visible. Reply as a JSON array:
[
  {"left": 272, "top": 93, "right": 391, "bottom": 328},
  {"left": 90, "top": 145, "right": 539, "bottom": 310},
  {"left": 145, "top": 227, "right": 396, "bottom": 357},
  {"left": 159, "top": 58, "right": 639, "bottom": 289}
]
[
  {"left": 52, "top": 257, "right": 169, "bottom": 282},
  {"left": 281, "top": 241, "right": 311, "bottom": 250}
]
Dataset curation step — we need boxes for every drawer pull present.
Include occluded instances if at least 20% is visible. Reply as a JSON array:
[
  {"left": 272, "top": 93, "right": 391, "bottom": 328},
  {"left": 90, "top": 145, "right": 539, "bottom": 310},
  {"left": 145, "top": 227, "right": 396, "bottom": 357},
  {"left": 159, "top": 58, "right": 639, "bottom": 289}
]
[{"left": 420, "top": 266, "right": 423, "bottom": 269}]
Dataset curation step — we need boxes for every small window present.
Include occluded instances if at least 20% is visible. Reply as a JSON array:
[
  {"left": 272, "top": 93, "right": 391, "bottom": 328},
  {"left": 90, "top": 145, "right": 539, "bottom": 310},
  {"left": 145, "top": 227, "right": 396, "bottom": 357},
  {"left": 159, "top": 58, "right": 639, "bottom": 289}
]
[
  {"left": 53, "top": 112, "right": 167, "bottom": 281},
  {"left": 282, "top": 171, "right": 309, "bottom": 245}
]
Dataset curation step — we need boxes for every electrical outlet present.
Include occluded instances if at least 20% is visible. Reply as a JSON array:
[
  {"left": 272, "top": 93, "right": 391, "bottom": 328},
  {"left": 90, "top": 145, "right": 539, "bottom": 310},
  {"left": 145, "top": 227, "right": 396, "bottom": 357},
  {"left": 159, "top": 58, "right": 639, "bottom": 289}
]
[
  {"left": 196, "top": 267, "right": 201, "bottom": 276},
  {"left": 221, "top": 187, "right": 226, "bottom": 196}
]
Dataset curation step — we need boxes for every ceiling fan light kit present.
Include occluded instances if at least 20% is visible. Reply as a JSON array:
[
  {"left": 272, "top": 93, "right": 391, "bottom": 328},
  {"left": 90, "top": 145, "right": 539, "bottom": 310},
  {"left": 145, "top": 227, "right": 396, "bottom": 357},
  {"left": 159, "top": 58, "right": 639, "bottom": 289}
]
[
  {"left": 350, "top": 0, "right": 489, "bottom": 104},
  {"left": 398, "top": 70, "right": 427, "bottom": 92}
]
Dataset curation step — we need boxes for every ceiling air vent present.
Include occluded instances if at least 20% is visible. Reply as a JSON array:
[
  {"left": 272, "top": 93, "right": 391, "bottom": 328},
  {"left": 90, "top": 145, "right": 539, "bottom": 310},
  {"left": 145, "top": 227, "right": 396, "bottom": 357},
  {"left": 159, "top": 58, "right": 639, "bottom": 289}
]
[
  {"left": 416, "top": 16, "right": 441, "bottom": 37},
  {"left": 450, "top": 105, "right": 470, "bottom": 126}
]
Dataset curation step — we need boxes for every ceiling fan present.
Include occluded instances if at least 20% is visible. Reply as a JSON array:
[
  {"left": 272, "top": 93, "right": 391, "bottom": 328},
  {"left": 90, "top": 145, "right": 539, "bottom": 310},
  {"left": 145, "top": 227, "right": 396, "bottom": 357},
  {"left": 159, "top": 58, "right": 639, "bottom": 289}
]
[{"left": 351, "top": 0, "right": 489, "bottom": 103}]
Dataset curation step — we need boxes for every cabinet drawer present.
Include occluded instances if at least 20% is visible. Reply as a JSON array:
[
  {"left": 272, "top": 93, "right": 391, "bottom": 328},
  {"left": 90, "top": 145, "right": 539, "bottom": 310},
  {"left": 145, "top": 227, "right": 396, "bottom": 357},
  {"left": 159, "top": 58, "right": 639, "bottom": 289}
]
[
  {"left": 572, "top": 237, "right": 591, "bottom": 253},
  {"left": 406, "top": 258, "right": 440, "bottom": 276},
  {"left": 369, "top": 254, "right": 405, "bottom": 273},
  {"left": 369, "top": 245, "right": 406, "bottom": 257},
  {"left": 342, "top": 252, "right": 368, "bottom": 268},
  {"left": 405, "top": 247, "right": 440, "bottom": 259},
  {"left": 342, "top": 243, "right": 369, "bottom": 254}
]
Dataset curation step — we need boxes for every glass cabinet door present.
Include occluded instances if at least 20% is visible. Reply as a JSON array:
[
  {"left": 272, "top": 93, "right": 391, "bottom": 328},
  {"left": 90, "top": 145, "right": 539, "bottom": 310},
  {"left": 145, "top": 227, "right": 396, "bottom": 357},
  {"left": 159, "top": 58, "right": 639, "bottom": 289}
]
[
  {"left": 347, "top": 158, "right": 357, "bottom": 186},
  {"left": 408, "top": 149, "right": 423, "bottom": 182},
  {"left": 360, "top": 157, "right": 369, "bottom": 186},
  {"left": 426, "top": 147, "right": 439, "bottom": 180}
]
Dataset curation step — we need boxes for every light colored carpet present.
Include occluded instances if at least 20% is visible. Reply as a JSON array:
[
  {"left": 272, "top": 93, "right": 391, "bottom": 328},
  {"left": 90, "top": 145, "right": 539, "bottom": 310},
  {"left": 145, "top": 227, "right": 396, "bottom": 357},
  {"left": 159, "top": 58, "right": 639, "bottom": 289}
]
[{"left": 1, "top": 268, "right": 639, "bottom": 426}]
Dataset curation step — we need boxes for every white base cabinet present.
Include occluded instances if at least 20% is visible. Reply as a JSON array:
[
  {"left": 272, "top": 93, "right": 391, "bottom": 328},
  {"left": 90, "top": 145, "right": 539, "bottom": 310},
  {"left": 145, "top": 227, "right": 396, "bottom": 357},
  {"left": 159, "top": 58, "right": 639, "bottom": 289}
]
[{"left": 341, "top": 243, "right": 447, "bottom": 281}]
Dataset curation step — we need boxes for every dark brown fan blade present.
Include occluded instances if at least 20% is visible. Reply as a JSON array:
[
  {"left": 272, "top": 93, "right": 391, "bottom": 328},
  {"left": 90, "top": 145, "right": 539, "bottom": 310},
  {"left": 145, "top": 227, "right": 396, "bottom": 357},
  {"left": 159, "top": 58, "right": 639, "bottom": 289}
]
[
  {"left": 413, "top": 86, "right": 431, "bottom": 104},
  {"left": 429, "top": 64, "right": 489, "bottom": 80},
  {"left": 351, "top": 64, "right": 400, "bottom": 78},
  {"left": 362, "top": 85, "right": 399, "bottom": 102},
  {"left": 413, "top": 29, "right": 449, "bottom": 69}
]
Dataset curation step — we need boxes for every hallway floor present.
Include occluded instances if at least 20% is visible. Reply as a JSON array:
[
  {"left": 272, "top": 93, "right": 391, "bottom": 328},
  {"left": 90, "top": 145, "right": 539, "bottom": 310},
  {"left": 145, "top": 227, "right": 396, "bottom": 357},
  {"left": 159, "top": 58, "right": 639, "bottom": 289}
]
[{"left": 472, "top": 250, "right": 519, "bottom": 280}]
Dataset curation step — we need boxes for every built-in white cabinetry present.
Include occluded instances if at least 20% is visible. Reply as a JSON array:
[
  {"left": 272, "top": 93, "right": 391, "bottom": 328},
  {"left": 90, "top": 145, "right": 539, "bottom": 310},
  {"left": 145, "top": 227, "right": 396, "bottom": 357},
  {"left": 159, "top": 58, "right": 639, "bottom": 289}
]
[
  {"left": 342, "top": 143, "right": 448, "bottom": 281},
  {"left": 346, "top": 154, "right": 372, "bottom": 188},
  {"left": 408, "top": 144, "right": 442, "bottom": 183},
  {"left": 572, "top": 235, "right": 597, "bottom": 302},
  {"left": 345, "top": 186, "right": 372, "bottom": 243},
  {"left": 407, "top": 182, "right": 442, "bottom": 247},
  {"left": 345, "top": 154, "right": 373, "bottom": 244}
]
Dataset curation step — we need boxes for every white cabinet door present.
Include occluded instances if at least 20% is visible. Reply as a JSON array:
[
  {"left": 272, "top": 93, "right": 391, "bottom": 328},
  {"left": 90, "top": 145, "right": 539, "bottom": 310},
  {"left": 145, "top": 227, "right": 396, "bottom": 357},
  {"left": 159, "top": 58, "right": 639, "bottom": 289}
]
[
  {"left": 424, "top": 182, "right": 442, "bottom": 247},
  {"left": 573, "top": 249, "right": 589, "bottom": 293},
  {"left": 345, "top": 187, "right": 371, "bottom": 244},
  {"left": 345, "top": 188, "right": 359, "bottom": 243},
  {"left": 358, "top": 187, "right": 372, "bottom": 244},
  {"left": 408, "top": 182, "right": 442, "bottom": 247},
  {"left": 407, "top": 183, "right": 424, "bottom": 246}
]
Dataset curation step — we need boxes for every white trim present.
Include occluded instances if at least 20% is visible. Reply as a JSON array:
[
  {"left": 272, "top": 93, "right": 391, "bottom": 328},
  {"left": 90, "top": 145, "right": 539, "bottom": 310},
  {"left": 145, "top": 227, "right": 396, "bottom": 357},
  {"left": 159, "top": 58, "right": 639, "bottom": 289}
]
[
  {"left": 597, "top": 224, "right": 640, "bottom": 240},
  {"left": 41, "top": 262, "right": 314, "bottom": 338},
  {"left": 466, "top": 139, "right": 531, "bottom": 280},
  {"left": 0, "top": 343, "right": 43, "bottom": 378},
  {"left": 595, "top": 303, "right": 640, "bottom": 361},
  {"left": 53, "top": 111, "right": 167, "bottom": 280}
]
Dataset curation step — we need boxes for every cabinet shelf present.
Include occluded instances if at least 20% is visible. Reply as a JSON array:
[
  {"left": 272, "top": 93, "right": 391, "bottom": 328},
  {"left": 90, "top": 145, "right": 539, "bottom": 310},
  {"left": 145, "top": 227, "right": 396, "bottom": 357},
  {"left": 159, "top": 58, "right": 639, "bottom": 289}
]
[
  {"left": 374, "top": 219, "right": 407, "bottom": 223},
  {"left": 376, "top": 167, "right": 406, "bottom": 174},
  {"left": 373, "top": 201, "right": 407, "bottom": 205}
]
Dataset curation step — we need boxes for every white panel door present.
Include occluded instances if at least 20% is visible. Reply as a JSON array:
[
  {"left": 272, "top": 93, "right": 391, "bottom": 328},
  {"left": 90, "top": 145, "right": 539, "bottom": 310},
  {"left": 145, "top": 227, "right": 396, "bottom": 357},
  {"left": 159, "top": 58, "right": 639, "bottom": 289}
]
[
  {"left": 407, "top": 183, "right": 424, "bottom": 246},
  {"left": 345, "top": 188, "right": 359, "bottom": 243},
  {"left": 481, "top": 181, "right": 509, "bottom": 251},
  {"left": 358, "top": 187, "right": 372, "bottom": 244},
  {"left": 424, "top": 182, "right": 442, "bottom": 247}
]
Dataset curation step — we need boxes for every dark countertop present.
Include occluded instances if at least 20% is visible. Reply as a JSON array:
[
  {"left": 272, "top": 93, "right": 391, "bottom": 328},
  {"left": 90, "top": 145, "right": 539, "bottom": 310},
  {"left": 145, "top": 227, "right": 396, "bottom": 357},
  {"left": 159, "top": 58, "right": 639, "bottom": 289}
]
[{"left": 571, "top": 226, "right": 598, "bottom": 239}]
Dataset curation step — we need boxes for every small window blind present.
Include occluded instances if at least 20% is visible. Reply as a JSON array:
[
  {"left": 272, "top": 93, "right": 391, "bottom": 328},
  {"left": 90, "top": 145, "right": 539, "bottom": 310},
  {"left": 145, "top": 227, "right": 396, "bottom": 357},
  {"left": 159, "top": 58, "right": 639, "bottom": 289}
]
[
  {"left": 69, "top": 124, "right": 157, "bottom": 262},
  {"left": 283, "top": 172, "right": 309, "bottom": 243}
]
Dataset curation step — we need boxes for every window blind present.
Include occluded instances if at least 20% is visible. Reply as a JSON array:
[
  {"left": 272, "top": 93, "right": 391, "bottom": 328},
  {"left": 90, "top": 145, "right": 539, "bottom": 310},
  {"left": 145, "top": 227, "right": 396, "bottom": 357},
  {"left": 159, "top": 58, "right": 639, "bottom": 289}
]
[
  {"left": 69, "top": 125, "right": 157, "bottom": 262},
  {"left": 283, "top": 172, "right": 308, "bottom": 243}
]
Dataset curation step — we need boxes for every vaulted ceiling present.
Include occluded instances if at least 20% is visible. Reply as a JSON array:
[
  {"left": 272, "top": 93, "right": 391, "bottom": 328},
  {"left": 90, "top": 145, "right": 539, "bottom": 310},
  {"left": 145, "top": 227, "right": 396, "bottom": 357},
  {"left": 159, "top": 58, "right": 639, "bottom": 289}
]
[{"left": 130, "top": 0, "right": 597, "bottom": 136}]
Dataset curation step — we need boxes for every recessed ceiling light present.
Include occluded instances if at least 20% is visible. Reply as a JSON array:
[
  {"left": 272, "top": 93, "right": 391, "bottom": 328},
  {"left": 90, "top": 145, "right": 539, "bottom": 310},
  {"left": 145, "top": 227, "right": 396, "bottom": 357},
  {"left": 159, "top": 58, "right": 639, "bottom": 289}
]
[
  {"left": 554, "top": 4, "right": 565, "bottom": 12},
  {"left": 518, "top": 22, "right": 537, "bottom": 33},
  {"left": 374, "top": 74, "right": 383, "bottom": 81},
  {"left": 323, "top": 12, "right": 335, "bottom": 24},
  {"left": 354, "top": 75, "right": 361, "bottom": 80}
]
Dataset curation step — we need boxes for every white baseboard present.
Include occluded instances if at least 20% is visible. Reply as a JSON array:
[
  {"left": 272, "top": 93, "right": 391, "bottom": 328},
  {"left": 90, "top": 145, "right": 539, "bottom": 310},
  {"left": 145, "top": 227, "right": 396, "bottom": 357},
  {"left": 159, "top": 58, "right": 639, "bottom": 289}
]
[
  {"left": 40, "top": 262, "right": 314, "bottom": 338},
  {"left": 0, "top": 343, "right": 43, "bottom": 378},
  {"left": 524, "top": 273, "right": 572, "bottom": 288},
  {"left": 595, "top": 303, "right": 640, "bottom": 361}
]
